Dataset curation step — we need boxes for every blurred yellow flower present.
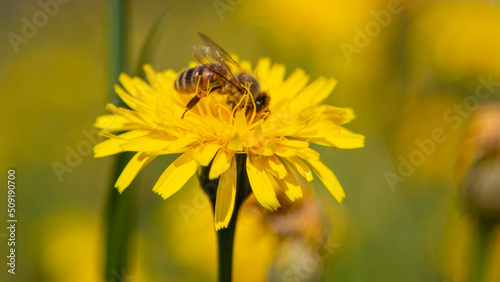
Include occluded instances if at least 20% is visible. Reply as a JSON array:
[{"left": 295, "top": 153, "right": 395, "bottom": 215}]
[
  {"left": 409, "top": 1, "right": 500, "bottom": 78},
  {"left": 456, "top": 103, "right": 500, "bottom": 182},
  {"left": 243, "top": 188, "right": 332, "bottom": 281},
  {"left": 456, "top": 103, "right": 500, "bottom": 219},
  {"left": 93, "top": 58, "right": 364, "bottom": 230},
  {"left": 37, "top": 212, "right": 103, "bottom": 282}
]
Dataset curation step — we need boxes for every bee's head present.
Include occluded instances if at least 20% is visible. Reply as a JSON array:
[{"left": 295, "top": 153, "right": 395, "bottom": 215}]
[
  {"left": 238, "top": 73, "right": 261, "bottom": 95},
  {"left": 255, "top": 92, "right": 270, "bottom": 113}
]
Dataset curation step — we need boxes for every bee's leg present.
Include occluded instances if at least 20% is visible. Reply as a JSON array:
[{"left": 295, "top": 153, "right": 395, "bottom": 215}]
[
  {"left": 245, "top": 105, "right": 252, "bottom": 116},
  {"left": 227, "top": 100, "right": 236, "bottom": 110},
  {"left": 181, "top": 91, "right": 207, "bottom": 119},
  {"left": 260, "top": 109, "right": 271, "bottom": 121},
  {"left": 211, "top": 85, "right": 222, "bottom": 93},
  {"left": 181, "top": 84, "right": 223, "bottom": 119}
]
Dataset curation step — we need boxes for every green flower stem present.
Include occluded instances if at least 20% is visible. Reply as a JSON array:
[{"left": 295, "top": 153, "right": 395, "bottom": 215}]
[
  {"left": 134, "top": 8, "right": 171, "bottom": 77},
  {"left": 216, "top": 209, "right": 238, "bottom": 282},
  {"left": 200, "top": 154, "right": 252, "bottom": 282},
  {"left": 105, "top": 153, "right": 136, "bottom": 280},
  {"left": 105, "top": 0, "right": 134, "bottom": 280},
  {"left": 470, "top": 217, "right": 495, "bottom": 282},
  {"left": 108, "top": 0, "right": 128, "bottom": 104}
]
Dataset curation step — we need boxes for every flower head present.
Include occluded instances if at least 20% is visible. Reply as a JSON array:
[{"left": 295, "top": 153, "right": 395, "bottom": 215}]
[
  {"left": 94, "top": 58, "right": 364, "bottom": 230},
  {"left": 457, "top": 103, "right": 500, "bottom": 220}
]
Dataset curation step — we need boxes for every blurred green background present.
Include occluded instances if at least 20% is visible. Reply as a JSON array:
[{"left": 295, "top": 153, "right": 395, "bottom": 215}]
[{"left": 1, "top": 0, "right": 500, "bottom": 281}]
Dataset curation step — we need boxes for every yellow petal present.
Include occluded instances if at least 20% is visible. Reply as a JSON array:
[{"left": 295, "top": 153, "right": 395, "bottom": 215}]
[
  {"left": 94, "top": 138, "right": 124, "bottom": 157},
  {"left": 293, "top": 119, "right": 341, "bottom": 139},
  {"left": 276, "top": 139, "right": 310, "bottom": 148},
  {"left": 239, "top": 60, "right": 252, "bottom": 72},
  {"left": 227, "top": 133, "right": 243, "bottom": 152},
  {"left": 309, "top": 77, "right": 337, "bottom": 106},
  {"left": 194, "top": 144, "right": 221, "bottom": 166},
  {"left": 115, "top": 84, "right": 141, "bottom": 110},
  {"left": 254, "top": 58, "right": 286, "bottom": 93},
  {"left": 275, "top": 144, "right": 299, "bottom": 158},
  {"left": 166, "top": 134, "right": 196, "bottom": 152},
  {"left": 273, "top": 138, "right": 310, "bottom": 158},
  {"left": 262, "top": 155, "right": 287, "bottom": 179},
  {"left": 273, "top": 68, "right": 309, "bottom": 105},
  {"left": 290, "top": 77, "right": 337, "bottom": 111},
  {"left": 274, "top": 162, "right": 302, "bottom": 201},
  {"left": 94, "top": 130, "right": 150, "bottom": 157},
  {"left": 297, "top": 147, "right": 320, "bottom": 161},
  {"left": 305, "top": 158, "right": 345, "bottom": 203},
  {"left": 234, "top": 110, "right": 249, "bottom": 138},
  {"left": 343, "top": 108, "right": 356, "bottom": 122},
  {"left": 246, "top": 154, "right": 280, "bottom": 211},
  {"left": 94, "top": 115, "right": 137, "bottom": 131},
  {"left": 325, "top": 127, "right": 366, "bottom": 149},
  {"left": 264, "top": 62, "right": 286, "bottom": 92},
  {"left": 105, "top": 103, "right": 147, "bottom": 126},
  {"left": 303, "top": 137, "right": 338, "bottom": 147},
  {"left": 214, "top": 156, "right": 237, "bottom": 230},
  {"left": 285, "top": 156, "right": 313, "bottom": 182},
  {"left": 119, "top": 134, "right": 174, "bottom": 152},
  {"left": 115, "top": 152, "right": 156, "bottom": 192},
  {"left": 252, "top": 122, "right": 264, "bottom": 144},
  {"left": 153, "top": 149, "right": 200, "bottom": 199},
  {"left": 210, "top": 149, "right": 233, "bottom": 179},
  {"left": 249, "top": 139, "right": 276, "bottom": 156},
  {"left": 201, "top": 114, "right": 229, "bottom": 133},
  {"left": 254, "top": 58, "right": 271, "bottom": 82},
  {"left": 118, "top": 73, "right": 154, "bottom": 101},
  {"left": 271, "top": 111, "right": 309, "bottom": 136},
  {"left": 314, "top": 105, "right": 356, "bottom": 124}
]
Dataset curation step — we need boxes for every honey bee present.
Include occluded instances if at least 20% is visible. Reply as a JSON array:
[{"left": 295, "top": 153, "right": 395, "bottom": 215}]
[{"left": 175, "top": 32, "right": 270, "bottom": 119}]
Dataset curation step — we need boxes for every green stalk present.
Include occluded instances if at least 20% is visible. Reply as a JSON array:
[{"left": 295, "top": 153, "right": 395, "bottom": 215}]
[
  {"left": 104, "top": 2, "right": 171, "bottom": 279},
  {"left": 108, "top": 0, "right": 129, "bottom": 106},
  {"left": 469, "top": 217, "right": 495, "bottom": 282},
  {"left": 105, "top": 0, "right": 136, "bottom": 280},
  {"left": 200, "top": 154, "right": 252, "bottom": 282},
  {"left": 134, "top": 8, "right": 172, "bottom": 77}
]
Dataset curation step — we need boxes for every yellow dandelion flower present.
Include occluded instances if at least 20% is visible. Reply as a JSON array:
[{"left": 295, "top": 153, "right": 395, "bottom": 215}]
[{"left": 93, "top": 57, "right": 364, "bottom": 230}]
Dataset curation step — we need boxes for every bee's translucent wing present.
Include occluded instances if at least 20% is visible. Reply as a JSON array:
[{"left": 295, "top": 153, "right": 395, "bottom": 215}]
[
  {"left": 192, "top": 33, "right": 242, "bottom": 90},
  {"left": 191, "top": 45, "right": 224, "bottom": 69},
  {"left": 197, "top": 32, "right": 241, "bottom": 72}
]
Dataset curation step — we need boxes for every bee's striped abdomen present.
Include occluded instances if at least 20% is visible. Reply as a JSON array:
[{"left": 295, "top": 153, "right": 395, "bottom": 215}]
[{"left": 175, "top": 65, "right": 219, "bottom": 94}]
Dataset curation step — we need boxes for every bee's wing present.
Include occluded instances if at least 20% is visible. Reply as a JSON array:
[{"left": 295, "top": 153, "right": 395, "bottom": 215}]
[
  {"left": 197, "top": 32, "right": 241, "bottom": 71},
  {"left": 192, "top": 33, "right": 242, "bottom": 90}
]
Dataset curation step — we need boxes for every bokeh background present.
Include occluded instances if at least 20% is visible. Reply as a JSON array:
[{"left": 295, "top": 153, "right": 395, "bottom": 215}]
[{"left": 1, "top": 0, "right": 500, "bottom": 281}]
